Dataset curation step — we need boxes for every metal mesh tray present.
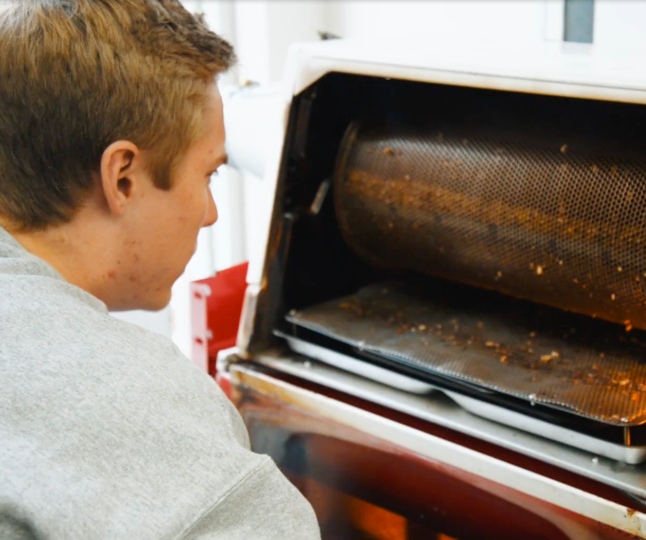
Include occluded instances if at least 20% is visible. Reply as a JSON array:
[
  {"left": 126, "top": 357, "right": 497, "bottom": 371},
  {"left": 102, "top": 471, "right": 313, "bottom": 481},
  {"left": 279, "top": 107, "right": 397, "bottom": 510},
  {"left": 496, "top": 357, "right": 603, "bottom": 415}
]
[{"left": 285, "top": 280, "right": 646, "bottom": 427}]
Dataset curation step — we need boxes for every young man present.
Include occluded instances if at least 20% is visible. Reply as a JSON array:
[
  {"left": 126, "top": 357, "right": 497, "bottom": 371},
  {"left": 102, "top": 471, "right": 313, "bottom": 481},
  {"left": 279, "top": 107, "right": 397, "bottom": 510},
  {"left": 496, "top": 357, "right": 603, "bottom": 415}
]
[{"left": 0, "top": 1, "right": 320, "bottom": 538}]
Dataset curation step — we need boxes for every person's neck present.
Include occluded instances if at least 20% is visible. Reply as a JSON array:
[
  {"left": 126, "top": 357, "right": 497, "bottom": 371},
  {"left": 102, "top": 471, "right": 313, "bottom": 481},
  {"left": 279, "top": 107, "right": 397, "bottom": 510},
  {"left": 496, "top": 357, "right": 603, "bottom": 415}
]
[{"left": 5, "top": 217, "right": 114, "bottom": 301}]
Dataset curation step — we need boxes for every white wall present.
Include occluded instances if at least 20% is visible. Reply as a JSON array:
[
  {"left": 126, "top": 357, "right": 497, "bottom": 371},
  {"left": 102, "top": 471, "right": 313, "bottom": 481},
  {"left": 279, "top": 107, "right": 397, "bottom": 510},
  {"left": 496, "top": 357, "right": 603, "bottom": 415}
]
[
  {"left": 232, "top": 0, "right": 327, "bottom": 85},
  {"left": 111, "top": 309, "right": 172, "bottom": 337},
  {"left": 595, "top": 0, "right": 646, "bottom": 52},
  {"left": 325, "top": 1, "right": 646, "bottom": 54},
  {"left": 326, "top": 1, "right": 547, "bottom": 45}
]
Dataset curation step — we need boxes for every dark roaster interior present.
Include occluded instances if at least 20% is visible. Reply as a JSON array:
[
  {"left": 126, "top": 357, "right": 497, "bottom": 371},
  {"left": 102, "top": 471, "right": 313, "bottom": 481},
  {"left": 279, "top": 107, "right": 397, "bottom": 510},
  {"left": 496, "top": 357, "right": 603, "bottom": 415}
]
[{"left": 257, "top": 72, "right": 646, "bottom": 449}]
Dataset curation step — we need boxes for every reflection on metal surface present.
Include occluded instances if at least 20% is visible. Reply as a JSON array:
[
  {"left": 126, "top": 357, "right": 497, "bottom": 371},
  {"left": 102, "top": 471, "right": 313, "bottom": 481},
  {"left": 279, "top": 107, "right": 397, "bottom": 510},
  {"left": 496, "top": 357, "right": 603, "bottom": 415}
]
[
  {"left": 309, "top": 179, "right": 332, "bottom": 216},
  {"left": 276, "top": 331, "right": 435, "bottom": 394},
  {"left": 445, "top": 391, "right": 646, "bottom": 464},
  {"left": 229, "top": 361, "right": 646, "bottom": 537},
  {"left": 250, "top": 350, "right": 646, "bottom": 498},
  {"left": 236, "top": 284, "right": 261, "bottom": 355}
]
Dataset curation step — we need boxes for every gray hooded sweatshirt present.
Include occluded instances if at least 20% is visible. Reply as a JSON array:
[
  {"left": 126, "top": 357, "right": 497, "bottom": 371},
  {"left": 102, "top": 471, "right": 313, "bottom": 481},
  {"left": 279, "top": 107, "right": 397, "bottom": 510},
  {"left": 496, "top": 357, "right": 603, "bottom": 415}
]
[{"left": 0, "top": 226, "right": 320, "bottom": 540}]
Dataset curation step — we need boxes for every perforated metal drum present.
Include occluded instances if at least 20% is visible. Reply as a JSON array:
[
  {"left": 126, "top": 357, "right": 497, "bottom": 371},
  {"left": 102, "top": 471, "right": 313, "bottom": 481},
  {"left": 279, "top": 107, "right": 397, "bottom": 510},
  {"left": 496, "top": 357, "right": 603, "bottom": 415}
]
[{"left": 334, "top": 122, "right": 646, "bottom": 332}]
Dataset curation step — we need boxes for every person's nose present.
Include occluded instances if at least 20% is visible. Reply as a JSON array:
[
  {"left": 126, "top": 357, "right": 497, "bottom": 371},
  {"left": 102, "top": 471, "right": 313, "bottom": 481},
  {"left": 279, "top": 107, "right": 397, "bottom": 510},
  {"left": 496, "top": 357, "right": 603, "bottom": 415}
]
[{"left": 203, "top": 189, "right": 218, "bottom": 227}]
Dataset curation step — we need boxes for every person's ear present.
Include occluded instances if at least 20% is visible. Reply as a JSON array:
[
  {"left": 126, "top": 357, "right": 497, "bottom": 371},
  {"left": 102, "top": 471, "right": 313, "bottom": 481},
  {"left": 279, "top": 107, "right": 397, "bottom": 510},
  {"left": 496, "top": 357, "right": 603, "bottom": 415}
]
[{"left": 99, "top": 140, "right": 145, "bottom": 216}]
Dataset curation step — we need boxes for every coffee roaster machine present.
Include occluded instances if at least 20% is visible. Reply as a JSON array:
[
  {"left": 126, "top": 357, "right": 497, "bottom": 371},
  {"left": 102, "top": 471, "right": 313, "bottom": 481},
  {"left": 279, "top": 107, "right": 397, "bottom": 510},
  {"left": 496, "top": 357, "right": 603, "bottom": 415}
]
[{"left": 194, "top": 40, "right": 646, "bottom": 539}]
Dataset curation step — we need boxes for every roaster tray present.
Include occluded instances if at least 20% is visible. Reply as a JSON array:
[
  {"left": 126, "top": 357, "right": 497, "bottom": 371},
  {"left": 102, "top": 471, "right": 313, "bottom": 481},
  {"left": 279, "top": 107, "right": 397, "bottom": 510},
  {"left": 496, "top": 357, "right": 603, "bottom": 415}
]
[{"left": 284, "top": 279, "right": 646, "bottom": 430}]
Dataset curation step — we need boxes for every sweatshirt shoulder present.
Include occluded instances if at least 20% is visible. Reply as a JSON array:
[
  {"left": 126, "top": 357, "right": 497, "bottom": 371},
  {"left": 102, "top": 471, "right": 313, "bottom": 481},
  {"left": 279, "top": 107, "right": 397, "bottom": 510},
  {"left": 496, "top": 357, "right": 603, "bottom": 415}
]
[{"left": 181, "top": 457, "right": 321, "bottom": 540}]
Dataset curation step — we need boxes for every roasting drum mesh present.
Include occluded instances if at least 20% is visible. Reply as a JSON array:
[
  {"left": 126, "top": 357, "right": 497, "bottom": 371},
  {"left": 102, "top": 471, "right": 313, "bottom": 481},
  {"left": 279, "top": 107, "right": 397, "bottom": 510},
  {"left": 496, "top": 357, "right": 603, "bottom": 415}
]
[{"left": 334, "top": 122, "right": 646, "bottom": 331}]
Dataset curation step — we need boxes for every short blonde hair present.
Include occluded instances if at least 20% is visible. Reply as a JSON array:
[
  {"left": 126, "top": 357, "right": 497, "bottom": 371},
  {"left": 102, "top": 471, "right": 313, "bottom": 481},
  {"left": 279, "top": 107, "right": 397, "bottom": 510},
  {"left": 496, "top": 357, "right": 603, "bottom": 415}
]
[{"left": 0, "top": 0, "right": 235, "bottom": 231}]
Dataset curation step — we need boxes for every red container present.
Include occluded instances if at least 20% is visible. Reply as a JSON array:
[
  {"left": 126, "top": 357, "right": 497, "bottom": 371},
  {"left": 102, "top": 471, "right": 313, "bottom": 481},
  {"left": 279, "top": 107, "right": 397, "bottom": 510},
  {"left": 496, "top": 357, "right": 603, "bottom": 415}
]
[{"left": 190, "top": 262, "right": 249, "bottom": 376}]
